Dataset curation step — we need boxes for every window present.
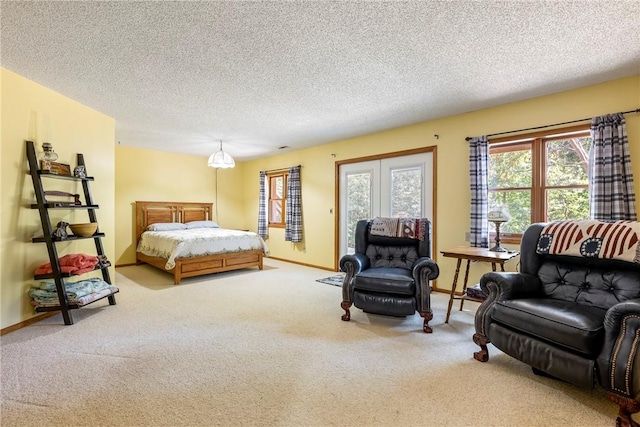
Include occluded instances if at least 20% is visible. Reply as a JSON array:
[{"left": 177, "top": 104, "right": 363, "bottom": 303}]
[
  {"left": 488, "top": 125, "right": 592, "bottom": 242},
  {"left": 268, "top": 171, "right": 288, "bottom": 227}
]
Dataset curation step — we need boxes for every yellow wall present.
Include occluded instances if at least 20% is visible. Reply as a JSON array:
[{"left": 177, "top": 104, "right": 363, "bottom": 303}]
[
  {"left": 114, "top": 145, "right": 245, "bottom": 265},
  {"left": 240, "top": 75, "right": 640, "bottom": 289},
  {"left": 1, "top": 68, "right": 115, "bottom": 329},
  {"left": 3, "top": 68, "right": 639, "bottom": 330}
]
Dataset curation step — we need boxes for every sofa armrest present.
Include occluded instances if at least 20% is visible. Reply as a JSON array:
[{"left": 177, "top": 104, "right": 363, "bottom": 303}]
[{"left": 598, "top": 298, "right": 640, "bottom": 399}]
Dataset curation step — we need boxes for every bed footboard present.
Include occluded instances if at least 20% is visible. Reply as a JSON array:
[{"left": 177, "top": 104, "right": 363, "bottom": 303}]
[{"left": 137, "top": 250, "right": 264, "bottom": 284}]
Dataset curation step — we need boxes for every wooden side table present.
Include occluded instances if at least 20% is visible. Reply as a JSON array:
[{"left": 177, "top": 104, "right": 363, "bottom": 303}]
[{"left": 440, "top": 246, "right": 519, "bottom": 323}]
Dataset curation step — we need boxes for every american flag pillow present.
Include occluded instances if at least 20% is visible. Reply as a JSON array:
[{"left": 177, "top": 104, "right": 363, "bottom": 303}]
[{"left": 536, "top": 220, "right": 640, "bottom": 263}]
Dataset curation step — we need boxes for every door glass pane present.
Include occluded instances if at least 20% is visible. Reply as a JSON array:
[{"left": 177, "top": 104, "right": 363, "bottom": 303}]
[
  {"left": 546, "top": 188, "right": 590, "bottom": 221},
  {"left": 345, "top": 172, "right": 372, "bottom": 254},
  {"left": 546, "top": 136, "right": 591, "bottom": 186},
  {"left": 390, "top": 167, "right": 422, "bottom": 217},
  {"left": 489, "top": 189, "right": 531, "bottom": 234}
]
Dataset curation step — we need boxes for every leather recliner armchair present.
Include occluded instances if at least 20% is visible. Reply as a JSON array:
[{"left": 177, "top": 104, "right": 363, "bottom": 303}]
[
  {"left": 473, "top": 222, "right": 640, "bottom": 427},
  {"left": 339, "top": 218, "right": 439, "bottom": 333}
]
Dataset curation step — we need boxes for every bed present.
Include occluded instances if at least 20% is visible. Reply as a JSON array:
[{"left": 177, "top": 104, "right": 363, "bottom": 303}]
[{"left": 135, "top": 201, "right": 267, "bottom": 284}]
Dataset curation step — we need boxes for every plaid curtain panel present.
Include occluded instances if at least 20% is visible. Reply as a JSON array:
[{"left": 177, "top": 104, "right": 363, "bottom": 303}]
[
  {"left": 285, "top": 166, "right": 302, "bottom": 242},
  {"left": 589, "top": 114, "right": 637, "bottom": 221},
  {"left": 469, "top": 136, "right": 489, "bottom": 247},
  {"left": 258, "top": 171, "right": 268, "bottom": 239}
]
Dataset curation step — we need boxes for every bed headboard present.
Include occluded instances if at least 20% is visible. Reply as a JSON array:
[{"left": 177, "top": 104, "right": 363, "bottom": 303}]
[{"left": 135, "top": 201, "right": 213, "bottom": 242}]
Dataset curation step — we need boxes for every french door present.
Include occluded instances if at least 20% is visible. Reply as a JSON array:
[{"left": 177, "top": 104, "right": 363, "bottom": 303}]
[{"left": 338, "top": 151, "right": 434, "bottom": 261}]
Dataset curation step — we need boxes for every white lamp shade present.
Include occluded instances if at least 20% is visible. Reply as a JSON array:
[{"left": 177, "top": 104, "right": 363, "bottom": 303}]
[
  {"left": 488, "top": 206, "right": 510, "bottom": 222},
  {"left": 207, "top": 146, "right": 235, "bottom": 169}
]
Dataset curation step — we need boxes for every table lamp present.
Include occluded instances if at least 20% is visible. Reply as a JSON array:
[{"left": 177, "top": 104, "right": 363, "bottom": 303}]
[{"left": 488, "top": 206, "right": 510, "bottom": 252}]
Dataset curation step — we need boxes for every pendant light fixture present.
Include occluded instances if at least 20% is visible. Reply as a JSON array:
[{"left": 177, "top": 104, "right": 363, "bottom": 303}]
[{"left": 207, "top": 140, "right": 235, "bottom": 169}]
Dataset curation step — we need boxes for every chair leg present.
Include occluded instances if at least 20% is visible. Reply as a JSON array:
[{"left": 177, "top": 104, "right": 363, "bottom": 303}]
[
  {"left": 419, "top": 310, "right": 433, "bottom": 333},
  {"left": 607, "top": 393, "right": 640, "bottom": 427},
  {"left": 473, "top": 333, "right": 489, "bottom": 362},
  {"left": 341, "top": 301, "right": 351, "bottom": 321}
]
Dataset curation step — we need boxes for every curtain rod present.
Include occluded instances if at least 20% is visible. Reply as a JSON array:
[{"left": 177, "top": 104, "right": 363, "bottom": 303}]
[
  {"left": 263, "top": 165, "right": 302, "bottom": 173},
  {"left": 465, "top": 108, "right": 640, "bottom": 141}
]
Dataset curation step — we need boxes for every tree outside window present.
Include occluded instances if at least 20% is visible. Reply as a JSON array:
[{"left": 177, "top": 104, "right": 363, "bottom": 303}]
[
  {"left": 345, "top": 172, "right": 372, "bottom": 251},
  {"left": 268, "top": 172, "right": 288, "bottom": 227},
  {"left": 343, "top": 166, "right": 423, "bottom": 253},
  {"left": 488, "top": 125, "right": 592, "bottom": 242}
]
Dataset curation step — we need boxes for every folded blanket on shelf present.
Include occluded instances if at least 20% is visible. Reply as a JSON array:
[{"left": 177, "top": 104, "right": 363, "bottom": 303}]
[
  {"left": 30, "top": 286, "right": 119, "bottom": 308},
  {"left": 29, "top": 278, "right": 115, "bottom": 303},
  {"left": 34, "top": 253, "right": 103, "bottom": 276}
]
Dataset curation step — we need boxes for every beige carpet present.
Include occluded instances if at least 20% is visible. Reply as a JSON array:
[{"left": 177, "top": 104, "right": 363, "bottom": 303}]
[{"left": 0, "top": 259, "right": 624, "bottom": 426}]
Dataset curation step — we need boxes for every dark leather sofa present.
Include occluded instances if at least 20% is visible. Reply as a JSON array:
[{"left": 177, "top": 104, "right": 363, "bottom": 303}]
[
  {"left": 340, "top": 219, "right": 439, "bottom": 332},
  {"left": 473, "top": 222, "right": 640, "bottom": 426}
]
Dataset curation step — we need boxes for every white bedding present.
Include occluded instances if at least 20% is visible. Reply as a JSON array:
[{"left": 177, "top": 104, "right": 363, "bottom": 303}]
[{"left": 137, "top": 228, "right": 269, "bottom": 270}]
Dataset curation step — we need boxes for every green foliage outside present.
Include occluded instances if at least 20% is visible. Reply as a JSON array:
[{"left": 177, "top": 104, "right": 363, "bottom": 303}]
[
  {"left": 345, "top": 167, "right": 423, "bottom": 252},
  {"left": 391, "top": 168, "right": 422, "bottom": 217},
  {"left": 343, "top": 135, "right": 592, "bottom": 252},
  {"left": 346, "top": 172, "right": 372, "bottom": 252},
  {"left": 489, "top": 136, "right": 592, "bottom": 234}
]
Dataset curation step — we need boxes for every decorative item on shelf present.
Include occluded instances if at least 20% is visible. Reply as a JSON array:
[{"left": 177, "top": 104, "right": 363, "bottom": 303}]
[
  {"left": 44, "top": 191, "right": 81, "bottom": 207},
  {"left": 488, "top": 206, "right": 510, "bottom": 252},
  {"left": 207, "top": 140, "right": 235, "bottom": 169},
  {"left": 69, "top": 222, "right": 98, "bottom": 237},
  {"left": 37, "top": 142, "right": 58, "bottom": 171},
  {"left": 96, "top": 255, "right": 111, "bottom": 269},
  {"left": 48, "top": 162, "right": 71, "bottom": 176},
  {"left": 73, "top": 165, "right": 87, "bottom": 178},
  {"left": 53, "top": 221, "right": 70, "bottom": 240}
]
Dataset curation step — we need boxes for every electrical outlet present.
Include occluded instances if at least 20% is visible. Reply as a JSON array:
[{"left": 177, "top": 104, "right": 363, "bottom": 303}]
[{"left": 464, "top": 231, "right": 470, "bottom": 241}]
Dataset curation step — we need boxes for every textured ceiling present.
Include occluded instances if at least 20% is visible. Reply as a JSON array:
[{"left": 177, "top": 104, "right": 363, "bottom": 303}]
[{"left": 2, "top": 1, "right": 640, "bottom": 161}]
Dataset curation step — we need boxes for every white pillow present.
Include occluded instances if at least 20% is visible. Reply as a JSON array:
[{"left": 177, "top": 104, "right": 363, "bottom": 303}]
[
  {"left": 186, "top": 220, "right": 220, "bottom": 229},
  {"left": 146, "top": 222, "right": 187, "bottom": 231}
]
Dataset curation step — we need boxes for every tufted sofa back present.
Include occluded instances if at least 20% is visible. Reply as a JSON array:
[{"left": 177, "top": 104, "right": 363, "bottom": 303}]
[
  {"left": 521, "top": 223, "right": 640, "bottom": 309},
  {"left": 354, "top": 219, "right": 432, "bottom": 270}
]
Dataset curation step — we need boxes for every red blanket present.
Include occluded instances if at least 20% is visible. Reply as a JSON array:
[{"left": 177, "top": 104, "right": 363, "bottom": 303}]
[
  {"left": 370, "top": 217, "right": 426, "bottom": 241},
  {"left": 35, "top": 253, "right": 99, "bottom": 276}
]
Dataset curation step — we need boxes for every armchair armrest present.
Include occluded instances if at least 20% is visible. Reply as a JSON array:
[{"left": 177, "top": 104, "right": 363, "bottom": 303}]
[
  {"left": 605, "top": 299, "right": 640, "bottom": 327},
  {"left": 598, "top": 298, "right": 640, "bottom": 400},
  {"left": 413, "top": 257, "right": 439, "bottom": 333},
  {"left": 479, "top": 272, "right": 541, "bottom": 300},
  {"left": 339, "top": 253, "right": 369, "bottom": 306},
  {"left": 339, "top": 253, "right": 369, "bottom": 275},
  {"left": 412, "top": 257, "right": 439, "bottom": 282},
  {"left": 474, "top": 272, "right": 541, "bottom": 344}
]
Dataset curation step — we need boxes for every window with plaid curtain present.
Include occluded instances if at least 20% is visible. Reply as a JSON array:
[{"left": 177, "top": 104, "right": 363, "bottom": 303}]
[
  {"left": 469, "top": 136, "right": 489, "bottom": 247},
  {"left": 285, "top": 166, "right": 302, "bottom": 242},
  {"left": 589, "top": 113, "right": 637, "bottom": 221}
]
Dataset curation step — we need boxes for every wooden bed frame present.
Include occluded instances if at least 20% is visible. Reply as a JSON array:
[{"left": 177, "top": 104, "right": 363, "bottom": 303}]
[{"left": 135, "top": 201, "right": 264, "bottom": 284}]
